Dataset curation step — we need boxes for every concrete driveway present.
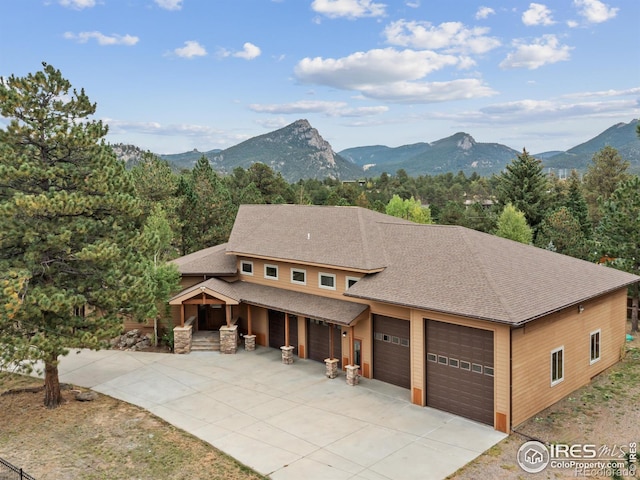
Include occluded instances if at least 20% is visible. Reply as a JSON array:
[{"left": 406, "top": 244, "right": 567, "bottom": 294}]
[{"left": 56, "top": 347, "right": 506, "bottom": 480}]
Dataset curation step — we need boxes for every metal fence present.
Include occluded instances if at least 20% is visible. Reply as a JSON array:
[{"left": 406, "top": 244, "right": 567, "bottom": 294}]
[{"left": 0, "top": 457, "right": 36, "bottom": 480}]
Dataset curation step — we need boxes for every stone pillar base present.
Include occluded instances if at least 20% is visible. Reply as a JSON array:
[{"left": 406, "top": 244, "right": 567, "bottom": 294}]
[
  {"left": 281, "top": 345, "right": 295, "bottom": 364},
  {"left": 346, "top": 365, "right": 360, "bottom": 386},
  {"left": 325, "top": 358, "right": 339, "bottom": 379},
  {"left": 244, "top": 334, "right": 256, "bottom": 351},
  {"left": 173, "top": 325, "right": 192, "bottom": 354},
  {"left": 220, "top": 325, "right": 238, "bottom": 354}
]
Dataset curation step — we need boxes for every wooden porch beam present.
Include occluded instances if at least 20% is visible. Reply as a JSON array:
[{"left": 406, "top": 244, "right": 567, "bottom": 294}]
[
  {"left": 225, "top": 304, "right": 232, "bottom": 327},
  {"left": 247, "top": 305, "right": 252, "bottom": 336},
  {"left": 285, "top": 313, "right": 290, "bottom": 347}
]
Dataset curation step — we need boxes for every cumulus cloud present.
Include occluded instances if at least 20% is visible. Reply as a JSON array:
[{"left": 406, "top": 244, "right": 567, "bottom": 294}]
[
  {"left": 63, "top": 31, "right": 139, "bottom": 46},
  {"left": 249, "top": 100, "right": 388, "bottom": 117},
  {"left": 234, "top": 42, "right": 262, "bottom": 60},
  {"left": 573, "top": 0, "right": 618, "bottom": 23},
  {"left": 154, "top": 0, "right": 182, "bottom": 10},
  {"left": 475, "top": 6, "right": 495, "bottom": 20},
  {"left": 500, "top": 35, "right": 572, "bottom": 69},
  {"left": 294, "top": 47, "right": 497, "bottom": 103},
  {"left": 383, "top": 20, "right": 501, "bottom": 55},
  {"left": 311, "top": 0, "right": 386, "bottom": 19},
  {"left": 295, "top": 48, "right": 459, "bottom": 90},
  {"left": 405, "top": 1, "right": 420, "bottom": 7},
  {"left": 172, "top": 40, "right": 207, "bottom": 58},
  {"left": 522, "top": 3, "right": 555, "bottom": 26},
  {"left": 59, "top": 0, "right": 96, "bottom": 9}
]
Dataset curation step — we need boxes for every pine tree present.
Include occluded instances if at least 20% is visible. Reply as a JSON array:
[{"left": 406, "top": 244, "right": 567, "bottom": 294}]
[
  {"left": 0, "top": 64, "right": 155, "bottom": 407},
  {"left": 496, "top": 149, "right": 549, "bottom": 233},
  {"left": 583, "top": 146, "right": 630, "bottom": 226}
]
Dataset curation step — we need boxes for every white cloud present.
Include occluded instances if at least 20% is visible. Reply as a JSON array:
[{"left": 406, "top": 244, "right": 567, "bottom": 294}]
[
  {"left": 311, "top": 0, "right": 386, "bottom": 19},
  {"left": 249, "top": 100, "right": 388, "bottom": 117},
  {"left": 405, "top": 1, "right": 420, "bottom": 7},
  {"left": 573, "top": 0, "right": 617, "bottom": 23},
  {"left": 59, "top": 0, "right": 96, "bottom": 9},
  {"left": 522, "top": 3, "right": 555, "bottom": 26},
  {"left": 358, "top": 79, "right": 496, "bottom": 103},
  {"left": 63, "top": 31, "right": 139, "bottom": 46},
  {"left": 295, "top": 48, "right": 459, "bottom": 90},
  {"left": 234, "top": 42, "right": 261, "bottom": 60},
  {"left": 154, "top": 0, "right": 182, "bottom": 10},
  {"left": 500, "top": 35, "right": 572, "bottom": 69},
  {"left": 172, "top": 40, "right": 207, "bottom": 58},
  {"left": 383, "top": 20, "right": 501, "bottom": 55},
  {"left": 475, "top": 6, "right": 495, "bottom": 20}
]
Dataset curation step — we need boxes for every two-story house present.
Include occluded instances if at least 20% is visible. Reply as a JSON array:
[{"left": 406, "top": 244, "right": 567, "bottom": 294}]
[{"left": 167, "top": 204, "right": 638, "bottom": 433}]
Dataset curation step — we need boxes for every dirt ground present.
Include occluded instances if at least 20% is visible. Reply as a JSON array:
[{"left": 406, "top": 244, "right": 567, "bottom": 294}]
[
  {"left": 0, "top": 370, "right": 266, "bottom": 480},
  {"left": 450, "top": 325, "right": 640, "bottom": 480}
]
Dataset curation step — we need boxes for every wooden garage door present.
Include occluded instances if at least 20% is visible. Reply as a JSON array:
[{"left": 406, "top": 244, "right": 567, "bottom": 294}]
[
  {"left": 268, "top": 310, "right": 298, "bottom": 354},
  {"left": 426, "top": 319, "right": 494, "bottom": 425},
  {"left": 373, "top": 314, "right": 410, "bottom": 389},
  {"left": 307, "top": 319, "right": 341, "bottom": 366}
]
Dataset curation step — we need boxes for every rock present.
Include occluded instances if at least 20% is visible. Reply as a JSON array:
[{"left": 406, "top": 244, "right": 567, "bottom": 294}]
[{"left": 75, "top": 391, "right": 98, "bottom": 402}]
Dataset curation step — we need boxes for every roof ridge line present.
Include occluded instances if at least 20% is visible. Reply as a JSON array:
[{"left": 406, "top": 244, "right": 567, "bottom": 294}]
[{"left": 459, "top": 227, "right": 518, "bottom": 323}]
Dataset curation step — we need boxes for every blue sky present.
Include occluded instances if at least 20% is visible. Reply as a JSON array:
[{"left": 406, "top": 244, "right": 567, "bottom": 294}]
[{"left": 1, "top": 0, "right": 638, "bottom": 155}]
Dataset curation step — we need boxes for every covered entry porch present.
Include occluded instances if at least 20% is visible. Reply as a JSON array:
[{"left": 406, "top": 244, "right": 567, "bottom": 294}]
[{"left": 169, "top": 277, "right": 369, "bottom": 377}]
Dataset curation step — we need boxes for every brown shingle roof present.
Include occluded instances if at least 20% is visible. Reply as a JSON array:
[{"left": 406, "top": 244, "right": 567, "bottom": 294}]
[
  {"left": 226, "top": 204, "right": 412, "bottom": 272},
  {"left": 345, "top": 223, "right": 639, "bottom": 325},
  {"left": 170, "top": 243, "right": 237, "bottom": 276},
  {"left": 170, "top": 278, "right": 368, "bottom": 326}
]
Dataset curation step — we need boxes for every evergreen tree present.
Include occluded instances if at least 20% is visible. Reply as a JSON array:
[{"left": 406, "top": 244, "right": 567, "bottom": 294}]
[
  {"left": 495, "top": 203, "right": 533, "bottom": 244},
  {"left": 583, "top": 146, "right": 630, "bottom": 226},
  {"left": 535, "top": 207, "right": 589, "bottom": 260},
  {"left": 596, "top": 176, "right": 640, "bottom": 332},
  {"left": 496, "top": 149, "right": 549, "bottom": 233},
  {"left": 0, "top": 64, "right": 155, "bottom": 407},
  {"left": 564, "top": 170, "right": 591, "bottom": 238}
]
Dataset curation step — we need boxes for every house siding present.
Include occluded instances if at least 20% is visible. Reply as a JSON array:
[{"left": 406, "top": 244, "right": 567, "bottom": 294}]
[{"left": 511, "top": 288, "right": 627, "bottom": 427}]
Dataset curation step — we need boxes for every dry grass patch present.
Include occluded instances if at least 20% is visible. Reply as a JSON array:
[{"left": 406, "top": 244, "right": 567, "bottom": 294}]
[{"left": 0, "top": 372, "right": 266, "bottom": 480}]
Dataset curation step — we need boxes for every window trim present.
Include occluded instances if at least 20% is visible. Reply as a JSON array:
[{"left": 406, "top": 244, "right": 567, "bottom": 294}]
[
  {"left": 291, "top": 268, "right": 307, "bottom": 285},
  {"left": 345, "top": 276, "right": 360, "bottom": 290},
  {"left": 551, "top": 346, "right": 564, "bottom": 386},
  {"left": 590, "top": 329, "right": 601, "bottom": 365},
  {"left": 240, "top": 260, "right": 254, "bottom": 276},
  {"left": 264, "top": 264, "right": 279, "bottom": 280},
  {"left": 318, "top": 272, "right": 336, "bottom": 290}
]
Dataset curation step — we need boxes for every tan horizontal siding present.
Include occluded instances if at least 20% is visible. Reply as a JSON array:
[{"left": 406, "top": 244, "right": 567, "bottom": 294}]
[{"left": 511, "top": 289, "right": 627, "bottom": 427}]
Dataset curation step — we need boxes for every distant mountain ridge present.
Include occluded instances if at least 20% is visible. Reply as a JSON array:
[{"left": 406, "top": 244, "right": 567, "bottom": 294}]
[{"left": 111, "top": 119, "right": 640, "bottom": 179}]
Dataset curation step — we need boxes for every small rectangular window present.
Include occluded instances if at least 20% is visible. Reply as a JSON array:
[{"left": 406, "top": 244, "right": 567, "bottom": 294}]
[
  {"left": 590, "top": 330, "right": 601, "bottom": 364},
  {"left": 241, "top": 261, "right": 253, "bottom": 275},
  {"left": 460, "top": 361, "right": 471, "bottom": 371},
  {"left": 471, "top": 363, "right": 483, "bottom": 374},
  {"left": 392, "top": 336, "right": 400, "bottom": 345},
  {"left": 438, "top": 355, "right": 448, "bottom": 365},
  {"left": 291, "top": 268, "right": 306, "bottom": 285},
  {"left": 484, "top": 366, "right": 494, "bottom": 376},
  {"left": 551, "top": 347, "right": 564, "bottom": 386},
  {"left": 427, "top": 353, "right": 437, "bottom": 362},
  {"left": 449, "top": 358, "right": 459, "bottom": 368},
  {"left": 319, "top": 273, "right": 336, "bottom": 290},
  {"left": 400, "top": 338, "right": 409, "bottom": 347},
  {"left": 265, "top": 264, "right": 278, "bottom": 280},
  {"left": 382, "top": 334, "right": 390, "bottom": 342},
  {"left": 374, "top": 332, "right": 383, "bottom": 341}
]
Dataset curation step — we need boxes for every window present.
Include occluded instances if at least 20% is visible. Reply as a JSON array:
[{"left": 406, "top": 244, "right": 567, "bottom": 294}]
[
  {"left": 449, "top": 358, "right": 459, "bottom": 368},
  {"left": 264, "top": 264, "right": 278, "bottom": 280},
  {"left": 427, "top": 353, "right": 437, "bottom": 362},
  {"left": 319, "top": 273, "right": 336, "bottom": 290},
  {"left": 460, "top": 361, "right": 471, "bottom": 371},
  {"left": 590, "top": 330, "right": 601, "bottom": 364},
  {"left": 240, "top": 261, "right": 253, "bottom": 276},
  {"left": 438, "top": 355, "right": 448, "bottom": 366},
  {"left": 291, "top": 268, "right": 306, "bottom": 285},
  {"left": 346, "top": 276, "right": 360, "bottom": 290},
  {"left": 551, "top": 347, "right": 564, "bottom": 386},
  {"left": 484, "top": 366, "right": 494, "bottom": 376},
  {"left": 471, "top": 363, "right": 483, "bottom": 374}
]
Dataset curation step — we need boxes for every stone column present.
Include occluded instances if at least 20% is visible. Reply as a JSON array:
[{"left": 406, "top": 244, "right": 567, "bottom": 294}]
[
  {"left": 220, "top": 325, "right": 238, "bottom": 354},
  {"left": 244, "top": 334, "right": 256, "bottom": 351},
  {"left": 325, "top": 358, "right": 339, "bottom": 379},
  {"left": 173, "top": 325, "right": 192, "bottom": 354},
  {"left": 281, "top": 345, "right": 295, "bottom": 364},
  {"left": 346, "top": 365, "right": 360, "bottom": 386}
]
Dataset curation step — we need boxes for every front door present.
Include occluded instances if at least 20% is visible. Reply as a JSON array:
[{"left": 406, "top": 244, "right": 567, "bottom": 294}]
[{"left": 353, "top": 338, "right": 362, "bottom": 373}]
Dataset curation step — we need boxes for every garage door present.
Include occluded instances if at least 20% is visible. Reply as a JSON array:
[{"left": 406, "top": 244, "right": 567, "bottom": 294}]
[
  {"left": 307, "top": 319, "right": 342, "bottom": 366},
  {"left": 373, "top": 314, "right": 410, "bottom": 389},
  {"left": 426, "top": 319, "right": 494, "bottom": 425},
  {"left": 268, "top": 310, "right": 298, "bottom": 354}
]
